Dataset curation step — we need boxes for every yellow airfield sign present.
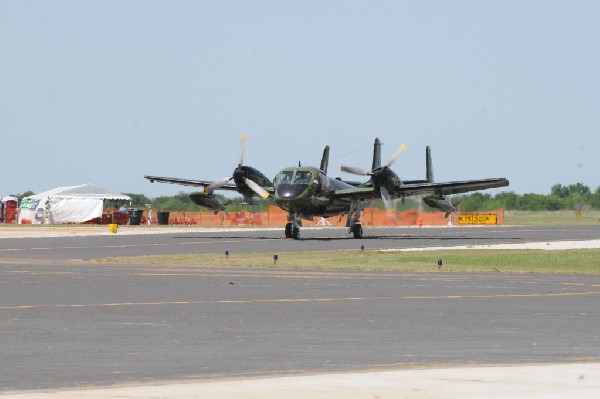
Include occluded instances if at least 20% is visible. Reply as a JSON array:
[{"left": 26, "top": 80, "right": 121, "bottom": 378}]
[{"left": 458, "top": 214, "right": 497, "bottom": 225}]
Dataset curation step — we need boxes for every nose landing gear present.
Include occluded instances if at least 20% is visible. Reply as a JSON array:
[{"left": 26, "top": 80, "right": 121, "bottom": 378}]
[{"left": 285, "top": 211, "right": 302, "bottom": 240}]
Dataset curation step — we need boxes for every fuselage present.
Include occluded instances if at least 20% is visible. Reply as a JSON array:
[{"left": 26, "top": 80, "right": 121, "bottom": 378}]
[{"left": 273, "top": 166, "right": 357, "bottom": 217}]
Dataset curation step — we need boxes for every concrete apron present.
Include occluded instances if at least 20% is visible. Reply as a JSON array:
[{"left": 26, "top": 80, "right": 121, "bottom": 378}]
[{"left": 3, "top": 363, "right": 599, "bottom": 399}]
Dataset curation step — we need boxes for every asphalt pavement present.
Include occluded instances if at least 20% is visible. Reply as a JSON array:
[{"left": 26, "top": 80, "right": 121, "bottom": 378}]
[{"left": 1, "top": 225, "right": 599, "bottom": 397}]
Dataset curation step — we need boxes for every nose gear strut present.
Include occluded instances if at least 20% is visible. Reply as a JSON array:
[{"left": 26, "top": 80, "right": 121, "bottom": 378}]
[{"left": 285, "top": 211, "right": 302, "bottom": 240}]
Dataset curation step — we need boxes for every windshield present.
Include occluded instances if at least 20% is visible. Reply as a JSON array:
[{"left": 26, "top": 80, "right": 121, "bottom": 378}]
[
  {"left": 276, "top": 170, "right": 314, "bottom": 185},
  {"left": 293, "top": 171, "right": 312, "bottom": 184},
  {"left": 277, "top": 171, "right": 294, "bottom": 184}
]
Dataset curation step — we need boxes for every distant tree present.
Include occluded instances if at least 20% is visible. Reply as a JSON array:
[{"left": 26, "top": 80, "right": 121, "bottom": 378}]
[
  {"left": 567, "top": 183, "right": 591, "bottom": 197},
  {"left": 551, "top": 183, "right": 590, "bottom": 198},
  {"left": 517, "top": 193, "right": 563, "bottom": 211},
  {"left": 458, "top": 193, "right": 491, "bottom": 211},
  {"left": 124, "top": 193, "right": 152, "bottom": 208},
  {"left": 491, "top": 191, "right": 519, "bottom": 210},
  {"left": 591, "top": 187, "right": 600, "bottom": 209},
  {"left": 10, "top": 191, "right": 35, "bottom": 202},
  {"left": 550, "top": 184, "right": 570, "bottom": 199},
  {"left": 152, "top": 192, "right": 196, "bottom": 211}
]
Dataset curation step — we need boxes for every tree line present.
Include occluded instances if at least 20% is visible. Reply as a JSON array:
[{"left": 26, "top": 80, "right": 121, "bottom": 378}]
[
  {"left": 11, "top": 183, "right": 600, "bottom": 213},
  {"left": 457, "top": 183, "right": 600, "bottom": 212}
]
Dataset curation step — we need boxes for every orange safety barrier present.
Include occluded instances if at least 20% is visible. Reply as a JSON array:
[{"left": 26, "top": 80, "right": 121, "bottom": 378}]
[{"left": 86, "top": 208, "right": 504, "bottom": 227}]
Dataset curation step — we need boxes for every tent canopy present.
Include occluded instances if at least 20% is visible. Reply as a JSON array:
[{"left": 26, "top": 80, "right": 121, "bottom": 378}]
[
  {"left": 19, "top": 184, "right": 131, "bottom": 224},
  {"left": 24, "top": 184, "right": 131, "bottom": 201}
]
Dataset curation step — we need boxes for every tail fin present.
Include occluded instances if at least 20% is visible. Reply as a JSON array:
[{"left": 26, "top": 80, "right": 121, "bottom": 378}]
[
  {"left": 426, "top": 146, "right": 434, "bottom": 183},
  {"left": 372, "top": 137, "right": 382, "bottom": 171},
  {"left": 320, "top": 145, "right": 330, "bottom": 174}
]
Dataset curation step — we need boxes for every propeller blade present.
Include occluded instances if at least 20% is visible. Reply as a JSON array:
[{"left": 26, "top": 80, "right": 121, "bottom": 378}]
[
  {"left": 237, "top": 135, "right": 247, "bottom": 167},
  {"left": 384, "top": 144, "right": 407, "bottom": 168},
  {"left": 245, "top": 178, "right": 270, "bottom": 199},
  {"left": 205, "top": 176, "right": 232, "bottom": 193},
  {"left": 453, "top": 200, "right": 461, "bottom": 217},
  {"left": 340, "top": 165, "right": 371, "bottom": 176},
  {"left": 380, "top": 186, "right": 395, "bottom": 212}
]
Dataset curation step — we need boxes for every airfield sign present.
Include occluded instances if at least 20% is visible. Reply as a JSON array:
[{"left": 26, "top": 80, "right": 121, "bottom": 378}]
[{"left": 458, "top": 214, "right": 498, "bottom": 225}]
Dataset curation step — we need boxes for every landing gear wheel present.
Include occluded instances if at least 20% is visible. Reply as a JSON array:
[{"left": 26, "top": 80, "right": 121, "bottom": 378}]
[
  {"left": 285, "top": 223, "right": 293, "bottom": 238},
  {"left": 291, "top": 226, "right": 301, "bottom": 240},
  {"left": 351, "top": 224, "right": 363, "bottom": 239}
]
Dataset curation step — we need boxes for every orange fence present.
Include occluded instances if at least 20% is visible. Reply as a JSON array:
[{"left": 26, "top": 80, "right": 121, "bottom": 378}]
[
  {"left": 9, "top": 206, "right": 504, "bottom": 226},
  {"left": 136, "top": 207, "right": 504, "bottom": 227}
]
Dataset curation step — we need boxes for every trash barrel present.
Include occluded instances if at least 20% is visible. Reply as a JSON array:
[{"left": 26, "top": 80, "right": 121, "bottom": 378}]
[
  {"left": 157, "top": 211, "right": 170, "bottom": 225},
  {"left": 128, "top": 208, "right": 143, "bottom": 225}
]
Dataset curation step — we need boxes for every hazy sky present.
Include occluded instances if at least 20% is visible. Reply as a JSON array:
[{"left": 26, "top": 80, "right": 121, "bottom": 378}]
[{"left": 1, "top": 1, "right": 599, "bottom": 199}]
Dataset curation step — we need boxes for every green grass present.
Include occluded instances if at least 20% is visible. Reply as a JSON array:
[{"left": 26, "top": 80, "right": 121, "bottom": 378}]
[
  {"left": 505, "top": 210, "right": 600, "bottom": 225},
  {"left": 99, "top": 248, "right": 600, "bottom": 274}
]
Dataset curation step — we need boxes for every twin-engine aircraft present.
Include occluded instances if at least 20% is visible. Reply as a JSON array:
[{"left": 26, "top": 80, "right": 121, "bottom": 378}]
[{"left": 144, "top": 136, "right": 509, "bottom": 239}]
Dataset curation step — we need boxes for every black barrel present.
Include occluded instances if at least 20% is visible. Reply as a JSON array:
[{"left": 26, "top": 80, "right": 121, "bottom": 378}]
[
  {"left": 157, "top": 211, "right": 170, "bottom": 225},
  {"left": 128, "top": 209, "right": 143, "bottom": 225}
]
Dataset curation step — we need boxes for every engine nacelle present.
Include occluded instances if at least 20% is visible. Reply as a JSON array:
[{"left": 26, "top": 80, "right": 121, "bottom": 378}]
[
  {"left": 189, "top": 192, "right": 226, "bottom": 213},
  {"left": 423, "top": 195, "right": 460, "bottom": 218}
]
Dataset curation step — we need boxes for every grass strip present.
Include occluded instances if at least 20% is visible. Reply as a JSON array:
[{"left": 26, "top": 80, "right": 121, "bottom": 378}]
[{"left": 100, "top": 248, "right": 600, "bottom": 274}]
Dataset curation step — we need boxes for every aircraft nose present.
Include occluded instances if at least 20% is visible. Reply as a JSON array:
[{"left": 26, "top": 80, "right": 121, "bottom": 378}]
[{"left": 277, "top": 184, "right": 307, "bottom": 199}]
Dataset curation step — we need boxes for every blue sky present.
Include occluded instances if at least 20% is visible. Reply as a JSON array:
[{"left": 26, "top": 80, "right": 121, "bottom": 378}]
[{"left": 1, "top": 1, "right": 599, "bottom": 198}]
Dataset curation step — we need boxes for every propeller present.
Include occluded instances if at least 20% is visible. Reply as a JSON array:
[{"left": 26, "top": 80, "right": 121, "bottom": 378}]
[
  {"left": 339, "top": 165, "right": 371, "bottom": 176},
  {"left": 205, "top": 176, "right": 232, "bottom": 193},
  {"left": 341, "top": 143, "right": 407, "bottom": 176},
  {"left": 384, "top": 144, "right": 407, "bottom": 168},
  {"left": 204, "top": 135, "right": 270, "bottom": 199},
  {"left": 340, "top": 142, "right": 407, "bottom": 211},
  {"left": 245, "top": 178, "right": 270, "bottom": 199},
  {"left": 380, "top": 186, "right": 395, "bottom": 212},
  {"left": 237, "top": 134, "right": 247, "bottom": 167}
]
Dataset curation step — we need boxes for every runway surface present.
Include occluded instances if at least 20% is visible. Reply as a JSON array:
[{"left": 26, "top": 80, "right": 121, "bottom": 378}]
[
  {"left": 2, "top": 225, "right": 600, "bottom": 259},
  {"left": 1, "top": 225, "right": 599, "bottom": 395}
]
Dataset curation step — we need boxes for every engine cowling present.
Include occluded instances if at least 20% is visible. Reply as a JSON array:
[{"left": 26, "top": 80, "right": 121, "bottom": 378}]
[{"left": 189, "top": 192, "right": 226, "bottom": 213}]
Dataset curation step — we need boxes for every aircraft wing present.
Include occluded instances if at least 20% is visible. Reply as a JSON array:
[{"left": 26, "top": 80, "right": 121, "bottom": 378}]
[
  {"left": 144, "top": 175, "right": 238, "bottom": 191},
  {"left": 332, "top": 177, "right": 509, "bottom": 201},
  {"left": 395, "top": 178, "right": 509, "bottom": 196},
  {"left": 332, "top": 187, "right": 378, "bottom": 200}
]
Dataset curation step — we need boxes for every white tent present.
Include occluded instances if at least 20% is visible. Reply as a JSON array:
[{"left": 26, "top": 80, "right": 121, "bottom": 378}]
[{"left": 19, "top": 184, "right": 131, "bottom": 224}]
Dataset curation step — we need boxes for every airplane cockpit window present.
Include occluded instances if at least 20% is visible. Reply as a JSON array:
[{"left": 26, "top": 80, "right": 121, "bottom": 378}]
[
  {"left": 317, "top": 173, "right": 329, "bottom": 191},
  {"left": 294, "top": 171, "right": 312, "bottom": 184},
  {"left": 276, "top": 171, "right": 294, "bottom": 185}
]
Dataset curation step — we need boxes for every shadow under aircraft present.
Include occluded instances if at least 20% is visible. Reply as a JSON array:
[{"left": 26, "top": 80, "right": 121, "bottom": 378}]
[{"left": 145, "top": 136, "right": 509, "bottom": 239}]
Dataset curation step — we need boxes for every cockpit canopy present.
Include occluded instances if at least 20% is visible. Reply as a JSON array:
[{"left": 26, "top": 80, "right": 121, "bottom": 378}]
[
  {"left": 274, "top": 168, "right": 324, "bottom": 200},
  {"left": 274, "top": 169, "right": 315, "bottom": 186}
]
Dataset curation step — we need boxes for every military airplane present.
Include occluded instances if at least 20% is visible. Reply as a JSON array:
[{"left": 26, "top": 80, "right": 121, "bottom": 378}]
[{"left": 145, "top": 136, "right": 509, "bottom": 239}]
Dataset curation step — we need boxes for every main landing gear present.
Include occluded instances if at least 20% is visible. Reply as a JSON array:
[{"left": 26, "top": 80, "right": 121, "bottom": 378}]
[
  {"left": 347, "top": 200, "right": 364, "bottom": 239},
  {"left": 350, "top": 223, "right": 363, "bottom": 239}
]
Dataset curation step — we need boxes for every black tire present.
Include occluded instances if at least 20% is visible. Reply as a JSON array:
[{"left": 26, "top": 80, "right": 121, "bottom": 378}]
[
  {"left": 285, "top": 223, "right": 293, "bottom": 238},
  {"left": 352, "top": 224, "right": 363, "bottom": 239},
  {"left": 292, "top": 226, "right": 301, "bottom": 240}
]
